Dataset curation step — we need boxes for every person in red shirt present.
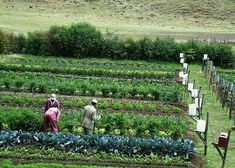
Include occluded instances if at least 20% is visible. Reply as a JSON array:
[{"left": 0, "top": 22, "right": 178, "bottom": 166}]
[
  {"left": 43, "top": 107, "right": 61, "bottom": 134},
  {"left": 44, "top": 94, "right": 60, "bottom": 113}
]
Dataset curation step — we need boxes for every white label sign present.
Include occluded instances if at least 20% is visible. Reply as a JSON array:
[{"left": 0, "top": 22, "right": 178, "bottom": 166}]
[
  {"left": 188, "top": 83, "right": 194, "bottom": 91},
  {"left": 183, "top": 63, "right": 188, "bottom": 69},
  {"left": 197, "top": 120, "right": 206, "bottom": 132},
  {"left": 203, "top": 54, "right": 208, "bottom": 60},
  {"left": 188, "top": 104, "right": 197, "bottom": 116},
  {"left": 192, "top": 89, "right": 199, "bottom": 98},
  {"left": 180, "top": 58, "right": 185, "bottom": 64}
]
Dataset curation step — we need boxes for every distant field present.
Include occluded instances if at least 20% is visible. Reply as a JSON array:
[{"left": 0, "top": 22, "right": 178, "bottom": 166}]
[{"left": 0, "top": 0, "right": 235, "bottom": 41}]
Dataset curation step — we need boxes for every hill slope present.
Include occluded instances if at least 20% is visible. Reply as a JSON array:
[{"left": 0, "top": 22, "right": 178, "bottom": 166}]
[{"left": 0, "top": 0, "right": 235, "bottom": 40}]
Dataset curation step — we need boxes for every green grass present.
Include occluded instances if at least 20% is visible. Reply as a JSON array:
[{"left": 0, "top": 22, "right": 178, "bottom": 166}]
[
  {"left": 0, "top": 0, "right": 234, "bottom": 40},
  {"left": 188, "top": 64, "right": 235, "bottom": 168}
]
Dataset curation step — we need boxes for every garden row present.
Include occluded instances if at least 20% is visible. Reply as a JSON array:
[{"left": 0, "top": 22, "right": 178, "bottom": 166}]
[
  {"left": 217, "top": 70, "right": 235, "bottom": 83},
  {"left": 0, "top": 160, "right": 112, "bottom": 168},
  {"left": 0, "top": 107, "right": 187, "bottom": 139},
  {"left": 0, "top": 137, "right": 194, "bottom": 167},
  {"left": 0, "top": 93, "right": 184, "bottom": 115},
  {"left": 0, "top": 131, "right": 195, "bottom": 158},
  {"left": 0, "top": 23, "right": 234, "bottom": 68},
  {"left": 0, "top": 71, "right": 183, "bottom": 102},
  {"left": 0, "top": 54, "right": 180, "bottom": 72},
  {"left": 0, "top": 63, "right": 175, "bottom": 80}
]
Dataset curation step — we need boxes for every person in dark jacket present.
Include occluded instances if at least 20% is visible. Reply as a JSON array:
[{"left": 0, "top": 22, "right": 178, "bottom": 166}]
[{"left": 44, "top": 94, "right": 60, "bottom": 113}]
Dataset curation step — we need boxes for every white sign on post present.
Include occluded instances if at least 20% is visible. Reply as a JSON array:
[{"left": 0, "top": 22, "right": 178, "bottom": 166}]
[
  {"left": 188, "top": 104, "right": 197, "bottom": 115},
  {"left": 203, "top": 54, "right": 208, "bottom": 60},
  {"left": 197, "top": 120, "right": 206, "bottom": 132},
  {"left": 192, "top": 89, "right": 199, "bottom": 98},
  {"left": 195, "top": 98, "right": 202, "bottom": 108},
  {"left": 179, "top": 71, "right": 184, "bottom": 78},
  {"left": 183, "top": 63, "right": 188, "bottom": 69},
  {"left": 180, "top": 53, "right": 184, "bottom": 58},
  {"left": 188, "top": 83, "right": 194, "bottom": 91},
  {"left": 182, "top": 77, "right": 188, "bottom": 85},
  {"left": 180, "top": 58, "right": 185, "bottom": 64}
]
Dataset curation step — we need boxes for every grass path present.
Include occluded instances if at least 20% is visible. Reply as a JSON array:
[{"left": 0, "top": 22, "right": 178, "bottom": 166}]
[{"left": 188, "top": 65, "right": 234, "bottom": 168}]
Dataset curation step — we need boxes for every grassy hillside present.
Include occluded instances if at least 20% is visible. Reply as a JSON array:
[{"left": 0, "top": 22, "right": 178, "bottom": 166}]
[{"left": 0, "top": 0, "right": 235, "bottom": 40}]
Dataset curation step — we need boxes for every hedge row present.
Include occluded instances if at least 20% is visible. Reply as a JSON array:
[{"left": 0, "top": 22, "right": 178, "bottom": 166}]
[{"left": 0, "top": 23, "right": 234, "bottom": 67}]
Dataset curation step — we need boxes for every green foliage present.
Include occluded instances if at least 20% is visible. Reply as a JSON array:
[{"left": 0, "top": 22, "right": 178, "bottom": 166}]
[
  {"left": 173, "top": 106, "right": 182, "bottom": 113},
  {"left": 98, "top": 101, "right": 109, "bottom": 109},
  {"left": 123, "top": 102, "right": 134, "bottom": 110},
  {"left": 162, "top": 105, "right": 169, "bottom": 113},
  {"left": 0, "top": 31, "right": 5, "bottom": 53},
  {"left": 0, "top": 159, "right": 110, "bottom": 168},
  {"left": 48, "top": 23, "right": 103, "bottom": 57},
  {"left": 153, "top": 37, "right": 179, "bottom": 61},
  {"left": 112, "top": 102, "right": 123, "bottom": 110},
  {"left": 25, "top": 32, "right": 44, "bottom": 55},
  {"left": 13, "top": 34, "right": 26, "bottom": 53},
  {"left": 135, "top": 103, "right": 145, "bottom": 111},
  {"left": 1, "top": 22, "right": 234, "bottom": 67},
  {"left": 0, "top": 108, "right": 43, "bottom": 131},
  {"left": 0, "top": 131, "right": 195, "bottom": 157},
  {"left": 96, "top": 113, "right": 187, "bottom": 139},
  {"left": 147, "top": 104, "right": 157, "bottom": 112}
]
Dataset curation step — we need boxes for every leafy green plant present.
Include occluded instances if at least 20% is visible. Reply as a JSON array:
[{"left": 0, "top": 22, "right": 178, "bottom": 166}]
[
  {"left": 135, "top": 103, "right": 145, "bottom": 111},
  {"left": 98, "top": 101, "right": 109, "bottom": 110},
  {"left": 147, "top": 104, "right": 156, "bottom": 112},
  {"left": 112, "top": 102, "right": 123, "bottom": 110},
  {"left": 123, "top": 102, "right": 134, "bottom": 110},
  {"left": 1, "top": 95, "right": 11, "bottom": 103},
  {"left": 162, "top": 105, "right": 169, "bottom": 113},
  {"left": 0, "top": 131, "right": 196, "bottom": 157},
  {"left": 173, "top": 106, "right": 182, "bottom": 113}
]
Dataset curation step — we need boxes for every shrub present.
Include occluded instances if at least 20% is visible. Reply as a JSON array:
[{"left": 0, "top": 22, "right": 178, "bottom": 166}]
[
  {"left": 101, "top": 38, "right": 125, "bottom": 59},
  {"left": 136, "top": 38, "right": 153, "bottom": 60},
  {"left": 6, "top": 108, "right": 42, "bottom": 131},
  {"left": 48, "top": 23, "right": 103, "bottom": 57},
  {"left": 7, "top": 22, "right": 235, "bottom": 68},
  {"left": 25, "top": 32, "right": 44, "bottom": 55},
  {"left": 0, "top": 31, "right": 5, "bottom": 53},
  {"left": 153, "top": 37, "right": 179, "bottom": 61},
  {"left": 12, "top": 34, "right": 26, "bottom": 53}
]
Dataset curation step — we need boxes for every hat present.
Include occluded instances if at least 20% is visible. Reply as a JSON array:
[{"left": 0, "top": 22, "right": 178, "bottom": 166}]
[
  {"left": 50, "top": 94, "right": 56, "bottom": 99},
  {"left": 91, "top": 99, "right": 97, "bottom": 104}
]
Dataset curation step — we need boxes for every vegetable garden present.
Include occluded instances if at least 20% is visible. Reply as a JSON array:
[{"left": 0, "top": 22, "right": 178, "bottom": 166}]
[{"left": 0, "top": 53, "right": 199, "bottom": 167}]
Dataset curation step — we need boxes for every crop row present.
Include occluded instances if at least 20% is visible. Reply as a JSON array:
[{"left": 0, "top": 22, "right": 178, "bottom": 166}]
[
  {"left": 0, "top": 131, "right": 195, "bottom": 157},
  {"left": 0, "top": 63, "right": 175, "bottom": 80},
  {"left": 0, "top": 93, "right": 184, "bottom": 115},
  {"left": 0, "top": 146, "right": 190, "bottom": 167},
  {"left": 217, "top": 70, "right": 235, "bottom": 83},
  {"left": 1, "top": 160, "right": 109, "bottom": 168},
  {"left": 0, "top": 107, "right": 186, "bottom": 139},
  {"left": 0, "top": 71, "right": 183, "bottom": 102},
  {"left": 1, "top": 54, "right": 180, "bottom": 72}
]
